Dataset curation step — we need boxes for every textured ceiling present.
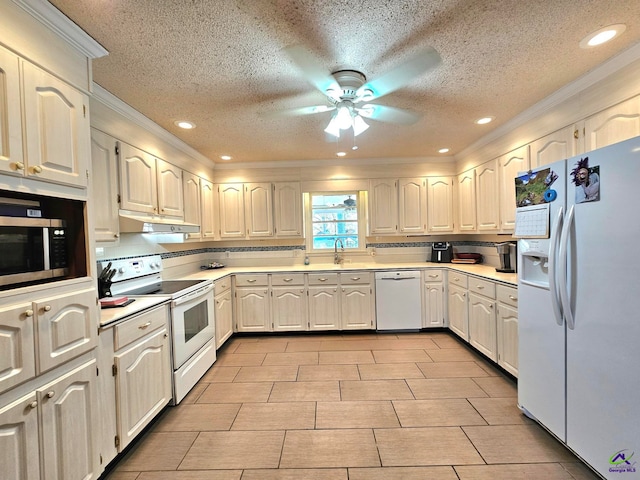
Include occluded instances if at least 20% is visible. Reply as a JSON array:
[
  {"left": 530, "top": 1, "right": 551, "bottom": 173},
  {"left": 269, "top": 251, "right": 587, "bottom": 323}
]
[{"left": 50, "top": 0, "right": 640, "bottom": 165}]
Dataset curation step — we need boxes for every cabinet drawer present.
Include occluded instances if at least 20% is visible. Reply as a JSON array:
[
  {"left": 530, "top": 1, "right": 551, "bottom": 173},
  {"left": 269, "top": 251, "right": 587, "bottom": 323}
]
[
  {"left": 468, "top": 277, "right": 496, "bottom": 299},
  {"left": 114, "top": 305, "right": 169, "bottom": 350},
  {"left": 308, "top": 273, "right": 338, "bottom": 285},
  {"left": 423, "top": 269, "right": 444, "bottom": 283},
  {"left": 339, "top": 272, "right": 372, "bottom": 285},
  {"left": 497, "top": 284, "right": 518, "bottom": 307},
  {"left": 235, "top": 274, "right": 269, "bottom": 287},
  {"left": 271, "top": 273, "right": 305, "bottom": 286},
  {"left": 448, "top": 272, "right": 468, "bottom": 288},
  {"left": 214, "top": 276, "right": 232, "bottom": 295}
]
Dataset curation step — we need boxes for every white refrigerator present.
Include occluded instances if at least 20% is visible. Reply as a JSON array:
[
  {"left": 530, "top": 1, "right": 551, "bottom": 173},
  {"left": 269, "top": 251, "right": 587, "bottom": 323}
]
[{"left": 516, "top": 135, "right": 640, "bottom": 479}]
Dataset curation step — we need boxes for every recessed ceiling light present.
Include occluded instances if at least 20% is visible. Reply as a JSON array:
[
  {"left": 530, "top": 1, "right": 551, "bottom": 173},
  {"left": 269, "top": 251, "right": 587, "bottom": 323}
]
[
  {"left": 352, "top": 146, "right": 359, "bottom": 150},
  {"left": 336, "top": 151, "right": 347, "bottom": 157},
  {"left": 220, "top": 155, "right": 232, "bottom": 161},
  {"left": 580, "top": 24, "right": 626, "bottom": 48},
  {"left": 475, "top": 117, "right": 494, "bottom": 125},
  {"left": 174, "top": 120, "right": 195, "bottom": 129},
  {"left": 438, "top": 148, "right": 450, "bottom": 154}
]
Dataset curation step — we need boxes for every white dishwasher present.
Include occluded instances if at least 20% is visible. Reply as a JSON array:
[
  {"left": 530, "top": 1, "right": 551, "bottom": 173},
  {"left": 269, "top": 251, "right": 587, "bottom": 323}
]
[{"left": 375, "top": 270, "right": 422, "bottom": 331}]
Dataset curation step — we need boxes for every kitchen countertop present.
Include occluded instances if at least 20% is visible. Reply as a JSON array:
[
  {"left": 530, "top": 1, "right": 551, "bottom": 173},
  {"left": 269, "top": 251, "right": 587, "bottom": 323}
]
[
  {"left": 99, "top": 296, "right": 170, "bottom": 327},
  {"left": 182, "top": 262, "right": 518, "bottom": 286}
]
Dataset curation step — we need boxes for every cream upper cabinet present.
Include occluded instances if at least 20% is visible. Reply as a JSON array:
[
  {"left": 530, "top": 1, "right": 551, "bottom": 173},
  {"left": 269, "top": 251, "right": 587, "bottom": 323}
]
[
  {"left": 498, "top": 146, "right": 530, "bottom": 232},
  {"left": 369, "top": 177, "right": 426, "bottom": 235},
  {"left": 427, "top": 176, "right": 454, "bottom": 233},
  {"left": 90, "top": 129, "right": 120, "bottom": 242},
  {"left": 118, "top": 142, "right": 157, "bottom": 214},
  {"left": 583, "top": 95, "right": 640, "bottom": 152},
  {"left": 200, "top": 178, "right": 216, "bottom": 240},
  {"left": 0, "top": 45, "right": 23, "bottom": 176},
  {"left": 369, "top": 178, "right": 398, "bottom": 234},
  {"left": 218, "top": 183, "right": 245, "bottom": 238},
  {"left": 456, "top": 170, "right": 476, "bottom": 232},
  {"left": 156, "top": 158, "right": 184, "bottom": 217},
  {"left": 183, "top": 171, "right": 201, "bottom": 239},
  {"left": 475, "top": 159, "right": 499, "bottom": 232},
  {"left": 5, "top": 60, "right": 89, "bottom": 188},
  {"left": 274, "top": 182, "right": 303, "bottom": 238},
  {"left": 245, "top": 182, "right": 273, "bottom": 237},
  {"left": 529, "top": 125, "right": 577, "bottom": 168}
]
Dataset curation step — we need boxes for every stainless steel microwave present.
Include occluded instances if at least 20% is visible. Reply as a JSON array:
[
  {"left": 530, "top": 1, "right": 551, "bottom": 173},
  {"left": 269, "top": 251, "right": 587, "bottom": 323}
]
[{"left": 0, "top": 216, "right": 68, "bottom": 288}]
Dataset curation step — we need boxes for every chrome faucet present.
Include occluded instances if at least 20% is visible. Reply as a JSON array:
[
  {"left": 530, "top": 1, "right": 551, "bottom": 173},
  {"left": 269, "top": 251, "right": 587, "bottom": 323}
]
[{"left": 334, "top": 238, "right": 345, "bottom": 264}]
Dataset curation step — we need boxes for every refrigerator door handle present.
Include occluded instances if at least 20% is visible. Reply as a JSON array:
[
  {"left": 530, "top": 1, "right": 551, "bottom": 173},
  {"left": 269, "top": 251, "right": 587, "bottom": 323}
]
[
  {"left": 559, "top": 204, "right": 575, "bottom": 330},
  {"left": 548, "top": 206, "right": 564, "bottom": 326}
]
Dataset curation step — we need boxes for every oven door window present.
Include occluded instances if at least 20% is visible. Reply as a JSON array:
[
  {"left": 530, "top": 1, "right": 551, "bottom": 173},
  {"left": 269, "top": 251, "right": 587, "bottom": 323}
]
[
  {"left": 182, "top": 298, "right": 209, "bottom": 343},
  {"left": 0, "top": 227, "right": 45, "bottom": 276}
]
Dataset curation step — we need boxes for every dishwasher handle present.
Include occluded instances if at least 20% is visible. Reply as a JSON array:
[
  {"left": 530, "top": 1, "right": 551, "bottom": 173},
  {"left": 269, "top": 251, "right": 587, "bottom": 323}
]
[{"left": 378, "top": 276, "right": 418, "bottom": 281}]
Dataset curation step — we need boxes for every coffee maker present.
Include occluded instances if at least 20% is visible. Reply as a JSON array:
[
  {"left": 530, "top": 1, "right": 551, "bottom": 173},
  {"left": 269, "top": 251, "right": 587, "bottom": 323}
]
[{"left": 495, "top": 242, "right": 517, "bottom": 273}]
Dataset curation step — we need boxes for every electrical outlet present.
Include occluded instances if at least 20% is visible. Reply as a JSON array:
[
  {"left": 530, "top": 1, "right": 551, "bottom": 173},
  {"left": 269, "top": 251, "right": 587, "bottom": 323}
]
[{"left": 225, "top": 251, "right": 230, "bottom": 258}]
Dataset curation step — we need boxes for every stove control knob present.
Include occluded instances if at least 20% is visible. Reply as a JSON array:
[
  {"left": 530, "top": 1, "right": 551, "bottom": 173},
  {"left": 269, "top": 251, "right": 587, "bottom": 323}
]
[{"left": 118, "top": 267, "right": 125, "bottom": 274}]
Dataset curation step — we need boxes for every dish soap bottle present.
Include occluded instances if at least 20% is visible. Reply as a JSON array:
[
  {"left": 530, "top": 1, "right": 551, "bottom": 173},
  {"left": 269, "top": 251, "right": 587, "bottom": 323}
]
[{"left": 304, "top": 255, "right": 310, "bottom": 265}]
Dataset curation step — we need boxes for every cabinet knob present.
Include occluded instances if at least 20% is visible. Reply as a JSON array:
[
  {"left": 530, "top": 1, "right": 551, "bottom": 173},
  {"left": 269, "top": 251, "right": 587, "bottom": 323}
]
[
  {"left": 489, "top": 304, "right": 494, "bottom": 309},
  {"left": 509, "top": 295, "right": 517, "bottom": 301},
  {"left": 15, "top": 162, "right": 25, "bottom": 170},
  {"left": 25, "top": 309, "right": 34, "bottom": 318},
  {"left": 475, "top": 285, "right": 484, "bottom": 290},
  {"left": 428, "top": 274, "right": 438, "bottom": 278},
  {"left": 164, "top": 333, "right": 169, "bottom": 338},
  {"left": 46, "top": 391, "right": 55, "bottom": 399},
  {"left": 43, "top": 305, "right": 52, "bottom": 312},
  {"left": 284, "top": 278, "right": 293, "bottom": 282},
  {"left": 138, "top": 321, "right": 151, "bottom": 330},
  {"left": 114, "top": 234, "right": 120, "bottom": 238},
  {"left": 32, "top": 165, "right": 43, "bottom": 174},
  {"left": 351, "top": 277, "right": 361, "bottom": 281},
  {"left": 29, "top": 401, "right": 38, "bottom": 409},
  {"left": 247, "top": 279, "right": 256, "bottom": 283},
  {"left": 318, "top": 278, "right": 328, "bottom": 282}
]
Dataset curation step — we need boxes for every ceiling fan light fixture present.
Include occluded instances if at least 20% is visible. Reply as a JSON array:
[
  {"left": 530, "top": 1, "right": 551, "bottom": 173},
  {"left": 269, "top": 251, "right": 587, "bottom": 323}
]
[
  {"left": 324, "top": 115, "right": 341, "bottom": 137},
  {"left": 335, "top": 106, "right": 353, "bottom": 130},
  {"left": 352, "top": 114, "right": 370, "bottom": 136}
]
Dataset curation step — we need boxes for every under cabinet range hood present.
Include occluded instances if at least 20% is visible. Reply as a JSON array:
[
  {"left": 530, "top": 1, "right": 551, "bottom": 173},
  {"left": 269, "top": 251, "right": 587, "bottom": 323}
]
[{"left": 119, "top": 213, "right": 200, "bottom": 234}]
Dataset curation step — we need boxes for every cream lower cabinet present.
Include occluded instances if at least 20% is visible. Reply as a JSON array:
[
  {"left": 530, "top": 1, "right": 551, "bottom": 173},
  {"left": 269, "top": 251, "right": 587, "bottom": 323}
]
[
  {"left": 234, "top": 274, "right": 271, "bottom": 332},
  {"left": 422, "top": 269, "right": 445, "bottom": 328},
  {"left": 113, "top": 306, "right": 172, "bottom": 451},
  {"left": 0, "top": 359, "right": 99, "bottom": 480},
  {"left": 496, "top": 285, "right": 519, "bottom": 377},
  {"left": 308, "top": 273, "right": 340, "bottom": 331},
  {"left": 214, "top": 277, "right": 233, "bottom": 348},
  {"left": 271, "top": 274, "right": 307, "bottom": 331},
  {"left": 468, "top": 276, "right": 497, "bottom": 362},
  {"left": 447, "top": 282, "right": 468, "bottom": 340},
  {"left": 340, "top": 272, "right": 375, "bottom": 330}
]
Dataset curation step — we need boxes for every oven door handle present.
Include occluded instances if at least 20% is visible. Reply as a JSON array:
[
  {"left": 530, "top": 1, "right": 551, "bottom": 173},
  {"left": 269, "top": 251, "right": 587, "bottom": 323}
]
[{"left": 172, "top": 283, "right": 214, "bottom": 306}]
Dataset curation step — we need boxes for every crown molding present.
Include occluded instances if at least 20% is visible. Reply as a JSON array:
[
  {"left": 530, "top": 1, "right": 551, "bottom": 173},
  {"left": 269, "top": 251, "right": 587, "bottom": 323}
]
[
  {"left": 12, "top": 0, "right": 108, "bottom": 58},
  {"left": 214, "top": 155, "right": 455, "bottom": 170}
]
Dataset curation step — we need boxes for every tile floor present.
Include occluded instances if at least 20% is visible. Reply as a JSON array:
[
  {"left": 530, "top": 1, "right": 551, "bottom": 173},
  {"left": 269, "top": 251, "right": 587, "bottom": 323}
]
[{"left": 104, "top": 332, "right": 600, "bottom": 480}]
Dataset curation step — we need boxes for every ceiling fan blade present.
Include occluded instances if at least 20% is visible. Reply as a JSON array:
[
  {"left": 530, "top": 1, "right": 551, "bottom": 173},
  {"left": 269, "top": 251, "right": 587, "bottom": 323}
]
[
  {"left": 357, "top": 104, "right": 421, "bottom": 125},
  {"left": 284, "top": 45, "right": 341, "bottom": 99},
  {"left": 357, "top": 47, "right": 441, "bottom": 100},
  {"left": 262, "top": 104, "right": 335, "bottom": 118}
]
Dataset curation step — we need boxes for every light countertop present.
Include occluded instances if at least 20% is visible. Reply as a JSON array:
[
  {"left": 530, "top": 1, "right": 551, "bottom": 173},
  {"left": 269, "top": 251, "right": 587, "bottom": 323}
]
[{"left": 99, "top": 296, "right": 170, "bottom": 327}]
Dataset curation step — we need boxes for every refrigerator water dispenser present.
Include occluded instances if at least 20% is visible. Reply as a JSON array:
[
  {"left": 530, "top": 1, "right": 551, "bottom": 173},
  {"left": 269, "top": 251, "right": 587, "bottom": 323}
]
[{"left": 518, "top": 239, "right": 550, "bottom": 288}]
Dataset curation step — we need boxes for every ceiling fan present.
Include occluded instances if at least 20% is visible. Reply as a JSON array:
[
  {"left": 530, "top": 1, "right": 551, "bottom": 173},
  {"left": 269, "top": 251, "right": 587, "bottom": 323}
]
[{"left": 278, "top": 45, "right": 442, "bottom": 138}]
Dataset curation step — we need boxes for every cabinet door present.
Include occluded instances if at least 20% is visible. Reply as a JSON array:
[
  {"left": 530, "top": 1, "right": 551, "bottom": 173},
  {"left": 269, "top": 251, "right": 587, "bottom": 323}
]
[
  {"left": 214, "top": 290, "right": 233, "bottom": 348},
  {"left": 468, "top": 292, "right": 497, "bottom": 361},
  {"left": 456, "top": 171, "right": 476, "bottom": 232},
  {"left": 115, "top": 327, "right": 171, "bottom": 451},
  {"left": 200, "top": 178, "right": 216, "bottom": 239},
  {"left": 36, "top": 287, "right": 98, "bottom": 374},
  {"left": 497, "top": 302, "right": 519, "bottom": 377},
  {"left": 156, "top": 158, "right": 183, "bottom": 217},
  {"left": 183, "top": 172, "right": 201, "bottom": 239},
  {"left": 0, "top": 302, "right": 36, "bottom": 394},
  {"left": 91, "top": 129, "right": 120, "bottom": 242},
  {"left": 0, "top": 392, "right": 40, "bottom": 480},
  {"left": 448, "top": 284, "right": 468, "bottom": 340},
  {"left": 341, "top": 286, "right": 373, "bottom": 330},
  {"left": 529, "top": 125, "right": 576, "bottom": 168},
  {"left": 0, "top": 45, "right": 24, "bottom": 176},
  {"left": 218, "top": 183, "right": 245, "bottom": 238},
  {"left": 498, "top": 146, "right": 530, "bottom": 232},
  {"left": 423, "top": 282, "right": 444, "bottom": 328},
  {"left": 274, "top": 182, "right": 302, "bottom": 237},
  {"left": 235, "top": 287, "right": 270, "bottom": 332},
  {"left": 475, "top": 159, "right": 499, "bottom": 231},
  {"left": 308, "top": 286, "right": 340, "bottom": 331},
  {"left": 584, "top": 95, "right": 640, "bottom": 152},
  {"left": 398, "top": 177, "right": 426, "bottom": 234},
  {"left": 272, "top": 287, "right": 307, "bottom": 331},
  {"left": 22, "top": 61, "right": 89, "bottom": 188},
  {"left": 427, "top": 176, "right": 454, "bottom": 233},
  {"left": 245, "top": 183, "right": 273, "bottom": 237},
  {"left": 119, "top": 142, "right": 157, "bottom": 214},
  {"left": 39, "top": 360, "right": 98, "bottom": 480},
  {"left": 369, "top": 179, "right": 398, "bottom": 234}
]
